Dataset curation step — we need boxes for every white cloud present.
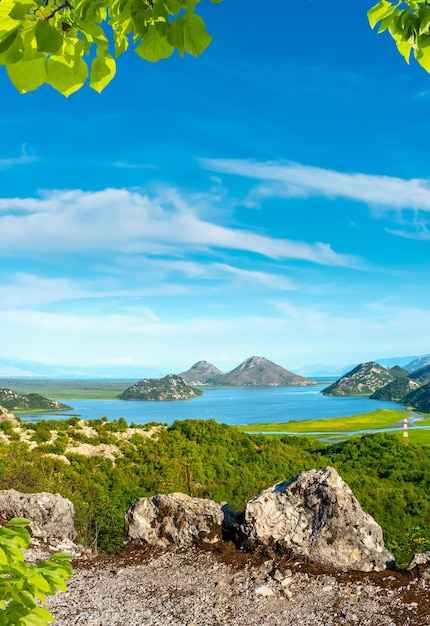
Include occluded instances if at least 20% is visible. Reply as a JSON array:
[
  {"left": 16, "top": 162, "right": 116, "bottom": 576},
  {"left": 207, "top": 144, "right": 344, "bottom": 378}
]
[
  {"left": 0, "top": 145, "right": 39, "bottom": 169},
  {"left": 152, "top": 259, "right": 296, "bottom": 290},
  {"left": 0, "top": 187, "right": 358, "bottom": 267},
  {"left": 201, "top": 158, "right": 430, "bottom": 212}
]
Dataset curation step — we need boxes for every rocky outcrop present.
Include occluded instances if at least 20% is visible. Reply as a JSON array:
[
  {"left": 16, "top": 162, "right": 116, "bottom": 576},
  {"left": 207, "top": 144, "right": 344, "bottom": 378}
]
[
  {"left": 125, "top": 468, "right": 393, "bottom": 572},
  {"left": 0, "top": 405, "right": 19, "bottom": 425},
  {"left": 0, "top": 489, "right": 76, "bottom": 540},
  {"left": 240, "top": 467, "right": 394, "bottom": 572},
  {"left": 125, "top": 492, "right": 237, "bottom": 548},
  {"left": 322, "top": 362, "right": 395, "bottom": 396},
  {"left": 118, "top": 374, "right": 202, "bottom": 401}
]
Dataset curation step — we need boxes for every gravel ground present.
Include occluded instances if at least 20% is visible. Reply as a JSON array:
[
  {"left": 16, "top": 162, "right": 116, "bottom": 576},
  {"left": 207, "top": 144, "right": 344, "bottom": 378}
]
[{"left": 43, "top": 545, "right": 430, "bottom": 626}]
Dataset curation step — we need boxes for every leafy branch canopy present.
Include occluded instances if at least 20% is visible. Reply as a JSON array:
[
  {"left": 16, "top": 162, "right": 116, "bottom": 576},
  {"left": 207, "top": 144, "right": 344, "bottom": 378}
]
[
  {"left": 1, "top": 0, "right": 430, "bottom": 97},
  {"left": 368, "top": 0, "right": 430, "bottom": 72},
  {"left": 0, "top": 0, "right": 221, "bottom": 96}
]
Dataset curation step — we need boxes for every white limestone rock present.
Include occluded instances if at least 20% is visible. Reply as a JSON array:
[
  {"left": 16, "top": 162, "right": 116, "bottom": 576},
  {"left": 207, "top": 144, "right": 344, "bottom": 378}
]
[
  {"left": 0, "top": 489, "right": 76, "bottom": 540},
  {"left": 240, "top": 466, "right": 394, "bottom": 572},
  {"left": 125, "top": 492, "right": 237, "bottom": 548}
]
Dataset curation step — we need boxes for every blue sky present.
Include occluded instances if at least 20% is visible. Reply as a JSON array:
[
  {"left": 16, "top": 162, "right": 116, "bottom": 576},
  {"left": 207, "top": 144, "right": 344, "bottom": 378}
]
[{"left": 1, "top": 0, "right": 430, "bottom": 376}]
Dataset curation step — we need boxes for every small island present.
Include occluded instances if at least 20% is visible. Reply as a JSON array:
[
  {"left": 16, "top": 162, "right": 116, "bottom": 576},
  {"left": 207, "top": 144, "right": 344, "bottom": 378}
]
[
  {"left": 0, "top": 388, "right": 71, "bottom": 412},
  {"left": 117, "top": 374, "right": 203, "bottom": 401}
]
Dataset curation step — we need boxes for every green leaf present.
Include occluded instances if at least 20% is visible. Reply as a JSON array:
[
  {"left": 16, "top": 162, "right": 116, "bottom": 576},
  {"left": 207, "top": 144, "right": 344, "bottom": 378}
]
[
  {"left": 135, "top": 25, "right": 173, "bottom": 61},
  {"left": 35, "top": 19, "right": 63, "bottom": 53},
  {"left": 8, "top": 2, "right": 35, "bottom": 20},
  {"left": 27, "top": 571, "right": 53, "bottom": 593},
  {"left": 167, "top": 18, "right": 185, "bottom": 55},
  {"left": 90, "top": 52, "right": 116, "bottom": 91},
  {"left": 49, "top": 552, "right": 73, "bottom": 561},
  {"left": 20, "top": 613, "right": 51, "bottom": 626},
  {"left": 368, "top": 0, "right": 398, "bottom": 29},
  {"left": 165, "top": 0, "right": 184, "bottom": 14},
  {"left": 0, "top": 27, "right": 18, "bottom": 53},
  {"left": 0, "top": 31, "right": 24, "bottom": 64},
  {"left": 181, "top": 12, "right": 211, "bottom": 57},
  {"left": 0, "top": 547, "right": 8, "bottom": 565},
  {"left": 394, "top": 35, "right": 413, "bottom": 62},
  {"left": 32, "top": 607, "right": 55, "bottom": 622},
  {"left": 6, "top": 518, "right": 30, "bottom": 528},
  {"left": 47, "top": 55, "right": 88, "bottom": 96},
  {"left": 7, "top": 56, "right": 47, "bottom": 93},
  {"left": 415, "top": 34, "right": 430, "bottom": 70}
]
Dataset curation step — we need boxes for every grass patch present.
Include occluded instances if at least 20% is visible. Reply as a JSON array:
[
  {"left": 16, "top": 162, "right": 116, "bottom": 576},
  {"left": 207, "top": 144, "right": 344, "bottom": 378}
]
[
  {"left": 238, "top": 409, "right": 406, "bottom": 434},
  {"left": 391, "top": 428, "right": 430, "bottom": 446}
]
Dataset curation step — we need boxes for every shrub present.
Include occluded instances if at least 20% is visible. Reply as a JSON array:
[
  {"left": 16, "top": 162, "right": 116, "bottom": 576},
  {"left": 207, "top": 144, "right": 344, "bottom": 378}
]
[{"left": 0, "top": 518, "right": 72, "bottom": 625}]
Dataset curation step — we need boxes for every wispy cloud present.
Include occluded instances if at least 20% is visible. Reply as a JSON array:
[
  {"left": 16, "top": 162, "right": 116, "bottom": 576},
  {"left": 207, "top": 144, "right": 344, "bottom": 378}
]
[
  {"left": 161, "top": 260, "right": 297, "bottom": 290},
  {"left": 0, "top": 187, "right": 359, "bottom": 267},
  {"left": 111, "top": 161, "right": 158, "bottom": 169},
  {"left": 201, "top": 158, "right": 430, "bottom": 212},
  {"left": 0, "top": 145, "right": 39, "bottom": 169}
]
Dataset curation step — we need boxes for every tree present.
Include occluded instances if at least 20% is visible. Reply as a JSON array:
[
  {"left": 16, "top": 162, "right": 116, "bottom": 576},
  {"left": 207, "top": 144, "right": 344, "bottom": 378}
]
[
  {"left": 0, "top": 0, "right": 220, "bottom": 96},
  {"left": 368, "top": 0, "right": 430, "bottom": 73},
  {"left": 0, "top": 0, "right": 429, "bottom": 97}
]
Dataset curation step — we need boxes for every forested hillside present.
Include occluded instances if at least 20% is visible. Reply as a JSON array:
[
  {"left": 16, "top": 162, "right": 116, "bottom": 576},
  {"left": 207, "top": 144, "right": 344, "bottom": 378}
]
[{"left": 0, "top": 417, "right": 429, "bottom": 565}]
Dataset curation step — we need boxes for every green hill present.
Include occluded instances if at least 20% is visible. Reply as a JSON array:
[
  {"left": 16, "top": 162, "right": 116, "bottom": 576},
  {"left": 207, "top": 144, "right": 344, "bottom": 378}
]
[
  {"left": 370, "top": 376, "right": 420, "bottom": 401},
  {"left": 0, "top": 388, "right": 71, "bottom": 412},
  {"left": 322, "top": 362, "right": 395, "bottom": 396},
  {"left": 403, "top": 382, "right": 430, "bottom": 413},
  {"left": 118, "top": 374, "right": 203, "bottom": 400}
]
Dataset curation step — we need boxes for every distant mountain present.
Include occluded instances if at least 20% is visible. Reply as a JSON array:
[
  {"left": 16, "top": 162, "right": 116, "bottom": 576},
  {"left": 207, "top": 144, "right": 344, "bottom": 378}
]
[
  {"left": 322, "top": 362, "right": 395, "bottom": 397},
  {"left": 118, "top": 374, "right": 202, "bottom": 401},
  {"left": 409, "top": 364, "right": 430, "bottom": 385},
  {"left": 405, "top": 355, "right": 430, "bottom": 372},
  {"left": 180, "top": 361, "right": 224, "bottom": 385},
  {"left": 216, "top": 356, "right": 316, "bottom": 387},
  {"left": 294, "top": 363, "right": 357, "bottom": 377},
  {"left": 0, "top": 356, "right": 166, "bottom": 379},
  {"left": 403, "top": 382, "right": 430, "bottom": 413},
  {"left": 0, "top": 388, "right": 71, "bottom": 412},
  {"left": 370, "top": 377, "right": 420, "bottom": 401},
  {"left": 376, "top": 355, "right": 421, "bottom": 369}
]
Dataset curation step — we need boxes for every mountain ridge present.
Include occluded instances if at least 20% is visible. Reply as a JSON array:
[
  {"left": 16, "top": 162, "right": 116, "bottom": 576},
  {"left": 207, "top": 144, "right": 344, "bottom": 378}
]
[{"left": 180, "top": 356, "right": 316, "bottom": 387}]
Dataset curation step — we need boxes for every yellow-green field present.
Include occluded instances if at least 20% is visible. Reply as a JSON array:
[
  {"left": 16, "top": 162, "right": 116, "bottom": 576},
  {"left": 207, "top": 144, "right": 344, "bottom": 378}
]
[{"left": 237, "top": 409, "right": 430, "bottom": 445}]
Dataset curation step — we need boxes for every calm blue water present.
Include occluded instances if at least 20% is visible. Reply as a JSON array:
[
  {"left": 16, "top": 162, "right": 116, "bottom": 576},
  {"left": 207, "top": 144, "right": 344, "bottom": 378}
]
[{"left": 19, "top": 385, "right": 402, "bottom": 426}]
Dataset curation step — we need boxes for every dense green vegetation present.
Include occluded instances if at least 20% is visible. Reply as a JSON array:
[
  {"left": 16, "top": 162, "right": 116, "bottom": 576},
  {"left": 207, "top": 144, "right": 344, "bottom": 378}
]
[{"left": 0, "top": 417, "right": 429, "bottom": 566}]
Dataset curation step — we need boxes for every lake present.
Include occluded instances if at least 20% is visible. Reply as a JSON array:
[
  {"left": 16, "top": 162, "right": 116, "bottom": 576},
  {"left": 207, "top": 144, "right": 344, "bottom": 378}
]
[{"left": 19, "top": 385, "right": 402, "bottom": 426}]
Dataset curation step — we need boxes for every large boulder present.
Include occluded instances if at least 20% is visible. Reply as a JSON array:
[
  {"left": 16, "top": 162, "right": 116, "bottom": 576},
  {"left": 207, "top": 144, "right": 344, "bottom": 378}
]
[
  {"left": 125, "top": 492, "right": 237, "bottom": 548},
  {"left": 0, "top": 489, "right": 76, "bottom": 541},
  {"left": 240, "top": 467, "right": 394, "bottom": 572}
]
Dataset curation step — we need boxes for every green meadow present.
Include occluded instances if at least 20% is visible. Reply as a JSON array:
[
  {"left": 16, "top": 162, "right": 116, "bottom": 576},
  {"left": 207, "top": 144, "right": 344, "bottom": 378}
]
[{"left": 238, "top": 409, "right": 430, "bottom": 445}]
